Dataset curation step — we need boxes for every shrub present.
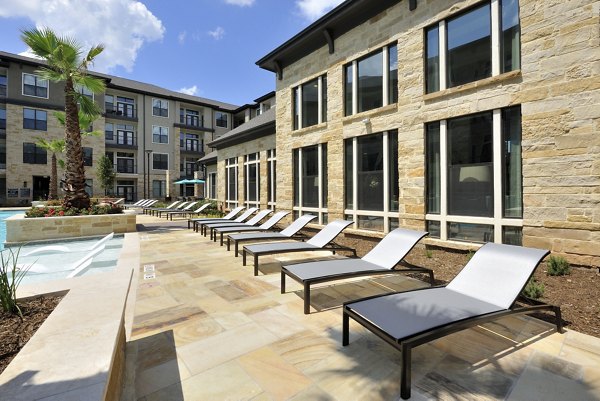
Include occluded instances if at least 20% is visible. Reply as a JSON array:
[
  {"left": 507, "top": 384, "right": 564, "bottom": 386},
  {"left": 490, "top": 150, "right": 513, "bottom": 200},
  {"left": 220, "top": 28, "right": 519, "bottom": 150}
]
[
  {"left": 25, "top": 205, "right": 123, "bottom": 218},
  {"left": 522, "top": 279, "right": 545, "bottom": 300},
  {"left": 547, "top": 255, "right": 571, "bottom": 276},
  {"left": 0, "top": 247, "right": 31, "bottom": 318},
  {"left": 424, "top": 249, "right": 433, "bottom": 259}
]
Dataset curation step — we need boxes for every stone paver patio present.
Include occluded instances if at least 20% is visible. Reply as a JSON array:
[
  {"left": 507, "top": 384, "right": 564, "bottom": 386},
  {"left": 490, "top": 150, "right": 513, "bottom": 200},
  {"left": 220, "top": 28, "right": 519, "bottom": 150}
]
[{"left": 124, "top": 214, "right": 600, "bottom": 400}]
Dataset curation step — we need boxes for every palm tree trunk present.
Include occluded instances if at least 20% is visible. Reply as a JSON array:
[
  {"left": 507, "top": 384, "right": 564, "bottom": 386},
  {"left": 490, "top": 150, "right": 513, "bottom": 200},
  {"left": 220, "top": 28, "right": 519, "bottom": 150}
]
[
  {"left": 62, "top": 78, "right": 90, "bottom": 210},
  {"left": 49, "top": 153, "right": 58, "bottom": 199}
]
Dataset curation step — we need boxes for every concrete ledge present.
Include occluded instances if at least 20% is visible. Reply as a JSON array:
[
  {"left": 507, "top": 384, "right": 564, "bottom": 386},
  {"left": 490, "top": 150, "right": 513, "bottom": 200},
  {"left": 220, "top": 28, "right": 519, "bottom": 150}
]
[
  {"left": 5, "top": 213, "right": 137, "bottom": 244},
  {"left": 0, "top": 232, "right": 139, "bottom": 401}
]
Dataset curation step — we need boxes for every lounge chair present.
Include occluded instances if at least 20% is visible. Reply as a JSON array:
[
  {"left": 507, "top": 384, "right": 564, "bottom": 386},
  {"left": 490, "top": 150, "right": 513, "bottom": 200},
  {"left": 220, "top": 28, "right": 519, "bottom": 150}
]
[
  {"left": 133, "top": 199, "right": 158, "bottom": 209},
  {"left": 122, "top": 199, "right": 148, "bottom": 209},
  {"left": 151, "top": 201, "right": 190, "bottom": 216},
  {"left": 21, "top": 233, "right": 114, "bottom": 257},
  {"left": 204, "top": 209, "right": 273, "bottom": 239},
  {"left": 342, "top": 243, "right": 563, "bottom": 400},
  {"left": 19, "top": 244, "right": 106, "bottom": 276},
  {"left": 112, "top": 198, "right": 125, "bottom": 205},
  {"left": 166, "top": 202, "right": 211, "bottom": 221},
  {"left": 214, "top": 211, "right": 290, "bottom": 246},
  {"left": 226, "top": 214, "right": 316, "bottom": 256},
  {"left": 281, "top": 228, "right": 433, "bottom": 314},
  {"left": 195, "top": 207, "right": 258, "bottom": 233},
  {"left": 143, "top": 200, "right": 182, "bottom": 215},
  {"left": 242, "top": 220, "right": 356, "bottom": 276},
  {"left": 187, "top": 206, "right": 245, "bottom": 229},
  {"left": 157, "top": 201, "right": 198, "bottom": 218}
]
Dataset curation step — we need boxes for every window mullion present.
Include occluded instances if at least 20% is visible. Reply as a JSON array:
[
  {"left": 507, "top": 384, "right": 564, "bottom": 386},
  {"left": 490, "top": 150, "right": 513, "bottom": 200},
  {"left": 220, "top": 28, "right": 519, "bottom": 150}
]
[
  {"left": 440, "top": 120, "right": 448, "bottom": 240},
  {"left": 352, "top": 138, "right": 358, "bottom": 229},
  {"left": 493, "top": 109, "right": 502, "bottom": 243},
  {"left": 318, "top": 144, "right": 323, "bottom": 224},
  {"left": 352, "top": 60, "right": 358, "bottom": 115},
  {"left": 491, "top": 0, "right": 501, "bottom": 76},
  {"left": 383, "top": 132, "right": 390, "bottom": 232},
  {"left": 317, "top": 76, "right": 323, "bottom": 123},
  {"left": 298, "top": 150, "right": 303, "bottom": 214},
  {"left": 298, "top": 86, "right": 303, "bottom": 129},
  {"left": 439, "top": 20, "right": 447, "bottom": 90},
  {"left": 383, "top": 47, "right": 389, "bottom": 107}
]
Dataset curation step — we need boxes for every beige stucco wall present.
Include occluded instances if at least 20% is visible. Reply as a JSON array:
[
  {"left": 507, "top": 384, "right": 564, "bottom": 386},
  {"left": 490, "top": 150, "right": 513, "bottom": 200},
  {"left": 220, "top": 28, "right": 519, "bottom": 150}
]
[{"left": 274, "top": 0, "right": 599, "bottom": 265}]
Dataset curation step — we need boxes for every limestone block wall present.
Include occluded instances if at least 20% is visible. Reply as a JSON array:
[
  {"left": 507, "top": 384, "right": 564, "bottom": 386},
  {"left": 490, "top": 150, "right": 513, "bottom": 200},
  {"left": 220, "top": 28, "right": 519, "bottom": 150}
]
[{"left": 274, "top": 0, "right": 599, "bottom": 265}]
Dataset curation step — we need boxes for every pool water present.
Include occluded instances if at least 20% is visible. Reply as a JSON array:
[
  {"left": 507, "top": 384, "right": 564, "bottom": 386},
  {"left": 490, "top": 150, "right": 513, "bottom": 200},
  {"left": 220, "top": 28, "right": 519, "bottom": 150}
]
[
  {"left": 0, "top": 210, "right": 25, "bottom": 250},
  {"left": 6, "top": 235, "right": 124, "bottom": 286}
]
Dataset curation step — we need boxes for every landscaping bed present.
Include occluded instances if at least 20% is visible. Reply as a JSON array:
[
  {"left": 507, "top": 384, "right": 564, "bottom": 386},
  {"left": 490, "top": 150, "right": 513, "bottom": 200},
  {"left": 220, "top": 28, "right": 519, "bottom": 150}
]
[{"left": 0, "top": 295, "right": 63, "bottom": 374}]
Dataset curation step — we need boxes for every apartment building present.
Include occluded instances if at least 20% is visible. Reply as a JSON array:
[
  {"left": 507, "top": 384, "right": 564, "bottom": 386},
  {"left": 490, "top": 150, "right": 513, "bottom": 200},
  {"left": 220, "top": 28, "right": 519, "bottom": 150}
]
[
  {"left": 251, "top": 0, "right": 599, "bottom": 266},
  {"left": 0, "top": 51, "right": 239, "bottom": 204}
]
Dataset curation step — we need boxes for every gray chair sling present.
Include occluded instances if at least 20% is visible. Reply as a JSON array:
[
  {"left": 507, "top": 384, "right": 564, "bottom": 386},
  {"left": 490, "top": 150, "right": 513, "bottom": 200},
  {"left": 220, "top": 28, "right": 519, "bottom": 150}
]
[
  {"left": 342, "top": 243, "right": 563, "bottom": 400},
  {"left": 204, "top": 209, "right": 273, "bottom": 239},
  {"left": 187, "top": 206, "right": 244, "bottom": 229},
  {"left": 214, "top": 211, "right": 290, "bottom": 246},
  {"left": 143, "top": 200, "right": 182, "bottom": 215},
  {"left": 226, "top": 214, "right": 316, "bottom": 256},
  {"left": 242, "top": 220, "right": 356, "bottom": 276},
  {"left": 166, "top": 202, "right": 211, "bottom": 220},
  {"left": 157, "top": 201, "right": 197, "bottom": 217},
  {"left": 282, "top": 228, "right": 433, "bottom": 314},
  {"left": 196, "top": 207, "right": 259, "bottom": 233}
]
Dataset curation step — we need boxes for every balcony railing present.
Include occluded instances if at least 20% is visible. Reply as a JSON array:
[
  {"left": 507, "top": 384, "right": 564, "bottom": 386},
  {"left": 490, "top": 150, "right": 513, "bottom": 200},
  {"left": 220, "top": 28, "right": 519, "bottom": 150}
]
[
  {"left": 104, "top": 105, "right": 137, "bottom": 120},
  {"left": 0, "top": 85, "right": 6, "bottom": 97},
  {"left": 106, "top": 134, "right": 138, "bottom": 149},
  {"left": 116, "top": 160, "right": 137, "bottom": 174}
]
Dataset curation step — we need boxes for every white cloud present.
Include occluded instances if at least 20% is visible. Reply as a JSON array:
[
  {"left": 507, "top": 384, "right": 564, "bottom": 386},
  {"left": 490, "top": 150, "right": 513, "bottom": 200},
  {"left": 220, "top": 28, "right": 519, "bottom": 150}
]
[
  {"left": 178, "top": 85, "right": 198, "bottom": 96},
  {"left": 208, "top": 26, "right": 225, "bottom": 40},
  {"left": 0, "top": 0, "right": 165, "bottom": 73},
  {"left": 296, "top": 0, "right": 344, "bottom": 20},
  {"left": 178, "top": 31, "right": 187, "bottom": 45},
  {"left": 224, "top": 0, "right": 255, "bottom": 6}
]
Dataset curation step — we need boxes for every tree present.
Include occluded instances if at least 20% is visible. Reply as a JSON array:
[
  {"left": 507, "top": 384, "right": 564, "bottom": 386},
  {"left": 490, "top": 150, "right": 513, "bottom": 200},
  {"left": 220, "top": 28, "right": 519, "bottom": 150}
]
[
  {"left": 34, "top": 138, "right": 65, "bottom": 200},
  {"left": 21, "top": 27, "right": 105, "bottom": 209},
  {"left": 97, "top": 155, "right": 116, "bottom": 196}
]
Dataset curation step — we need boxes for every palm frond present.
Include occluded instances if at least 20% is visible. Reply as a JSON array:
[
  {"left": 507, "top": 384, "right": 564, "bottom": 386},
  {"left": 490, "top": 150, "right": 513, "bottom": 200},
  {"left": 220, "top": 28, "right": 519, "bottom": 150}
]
[
  {"left": 20, "top": 28, "right": 58, "bottom": 59},
  {"left": 34, "top": 137, "right": 65, "bottom": 153},
  {"left": 76, "top": 94, "right": 102, "bottom": 117},
  {"left": 73, "top": 74, "right": 106, "bottom": 94},
  {"left": 83, "top": 45, "right": 104, "bottom": 68},
  {"left": 53, "top": 111, "right": 66, "bottom": 126},
  {"left": 34, "top": 67, "right": 66, "bottom": 83}
]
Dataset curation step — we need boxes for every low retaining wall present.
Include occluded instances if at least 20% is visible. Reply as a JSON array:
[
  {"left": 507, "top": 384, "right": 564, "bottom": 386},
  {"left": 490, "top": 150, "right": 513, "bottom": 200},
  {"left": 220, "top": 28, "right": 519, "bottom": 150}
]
[{"left": 5, "top": 213, "right": 137, "bottom": 244}]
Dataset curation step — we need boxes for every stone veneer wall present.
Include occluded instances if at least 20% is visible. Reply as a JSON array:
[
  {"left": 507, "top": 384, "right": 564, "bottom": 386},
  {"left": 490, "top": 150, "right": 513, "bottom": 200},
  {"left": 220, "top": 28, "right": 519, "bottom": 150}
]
[
  {"left": 216, "top": 134, "right": 277, "bottom": 211},
  {"left": 5, "top": 213, "right": 137, "bottom": 243},
  {"left": 274, "top": 0, "right": 599, "bottom": 266}
]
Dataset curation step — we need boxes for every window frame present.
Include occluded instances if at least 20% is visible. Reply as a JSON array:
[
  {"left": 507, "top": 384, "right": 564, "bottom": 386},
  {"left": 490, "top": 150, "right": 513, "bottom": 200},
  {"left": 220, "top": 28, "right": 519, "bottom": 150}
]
[
  {"left": 83, "top": 147, "right": 93, "bottom": 167},
  {"left": 152, "top": 125, "right": 169, "bottom": 144},
  {"left": 22, "top": 73, "right": 49, "bottom": 99},
  {"left": 116, "top": 124, "right": 135, "bottom": 146},
  {"left": 116, "top": 152, "right": 136, "bottom": 174},
  {"left": 152, "top": 152, "right": 169, "bottom": 171},
  {"left": 23, "top": 142, "right": 47, "bottom": 164},
  {"left": 225, "top": 157, "right": 238, "bottom": 208},
  {"left": 152, "top": 180, "right": 167, "bottom": 197},
  {"left": 215, "top": 112, "right": 228, "bottom": 128},
  {"left": 292, "top": 74, "right": 327, "bottom": 130},
  {"left": 267, "top": 149, "right": 276, "bottom": 208},
  {"left": 152, "top": 98, "right": 169, "bottom": 118},
  {"left": 207, "top": 172, "right": 217, "bottom": 199},
  {"left": 293, "top": 143, "right": 328, "bottom": 225},
  {"left": 23, "top": 108, "right": 47, "bottom": 131},
  {"left": 244, "top": 153, "right": 260, "bottom": 208}
]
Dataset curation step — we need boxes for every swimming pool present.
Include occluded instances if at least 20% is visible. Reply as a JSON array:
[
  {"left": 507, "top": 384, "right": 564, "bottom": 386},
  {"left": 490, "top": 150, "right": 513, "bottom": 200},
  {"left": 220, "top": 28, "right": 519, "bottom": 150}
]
[
  {"left": 0, "top": 210, "right": 25, "bottom": 250},
  {"left": 6, "top": 235, "right": 124, "bottom": 286}
]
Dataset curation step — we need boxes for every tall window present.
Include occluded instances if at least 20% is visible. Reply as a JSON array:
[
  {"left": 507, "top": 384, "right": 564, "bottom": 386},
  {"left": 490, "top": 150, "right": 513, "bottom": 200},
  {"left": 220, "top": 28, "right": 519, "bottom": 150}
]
[
  {"left": 180, "top": 133, "right": 200, "bottom": 152},
  {"left": 116, "top": 180, "right": 135, "bottom": 201},
  {"left": 208, "top": 172, "right": 217, "bottom": 199},
  {"left": 85, "top": 179, "right": 93, "bottom": 197},
  {"left": 0, "top": 106, "right": 6, "bottom": 133},
  {"left": 344, "top": 44, "right": 398, "bottom": 116},
  {"left": 23, "top": 108, "right": 47, "bottom": 131},
  {"left": 105, "top": 123, "right": 114, "bottom": 140},
  {"left": 425, "top": 0, "right": 520, "bottom": 93},
  {"left": 180, "top": 108, "right": 202, "bottom": 127},
  {"left": 152, "top": 126, "right": 169, "bottom": 144},
  {"left": 116, "top": 124, "right": 135, "bottom": 146},
  {"left": 83, "top": 147, "right": 93, "bottom": 166},
  {"left": 293, "top": 144, "right": 328, "bottom": 224},
  {"left": 293, "top": 75, "right": 327, "bottom": 130},
  {"left": 116, "top": 152, "right": 135, "bottom": 173},
  {"left": 244, "top": 153, "right": 260, "bottom": 207},
  {"left": 23, "top": 143, "right": 47, "bottom": 164},
  {"left": 152, "top": 99, "right": 169, "bottom": 117},
  {"left": 22, "top": 73, "right": 48, "bottom": 98},
  {"left": 152, "top": 153, "right": 168, "bottom": 170},
  {"left": 425, "top": 106, "right": 523, "bottom": 244},
  {"left": 153, "top": 180, "right": 166, "bottom": 197},
  {"left": 76, "top": 85, "right": 94, "bottom": 100},
  {"left": 344, "top": 131, "right": 399, "bottom": 232},
  {"left": 225, "top": 157, "right": 238, "bottom": 208},
  {"left": 267, "top": 149, "right": 276, "bottom": 208},
  {"left": 0, "top": 72, "right": 6, "bottom": 97},
  {"left": 215, "top": 112, "right": 228, "bottom": 128},
  {"left": 116, "top": 96, "right": 135, "bottom": 117}
]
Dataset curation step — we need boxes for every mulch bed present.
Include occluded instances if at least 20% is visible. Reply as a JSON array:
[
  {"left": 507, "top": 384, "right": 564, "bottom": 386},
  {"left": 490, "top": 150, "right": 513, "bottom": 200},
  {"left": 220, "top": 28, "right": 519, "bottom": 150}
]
[
  {"left": 0, "top": 296, "right": 63, "bottom": 374},
  {"left": 404, "top": 247, "right": 600, "bottom": 338}
]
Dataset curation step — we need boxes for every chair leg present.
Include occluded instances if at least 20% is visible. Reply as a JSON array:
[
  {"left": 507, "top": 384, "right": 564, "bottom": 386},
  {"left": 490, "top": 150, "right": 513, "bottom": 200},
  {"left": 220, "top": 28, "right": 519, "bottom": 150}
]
[
  {"left": 342, "top": 312, "right": 349, "bottom": 346},
  {"left": 242, "top": 250, "right": 247, "bottom": 266},
  {"left": 427, "top": 269, "right": 435, "bottom": 285},
  {"left": 280, "top": 272, "right": 286, "bottom": 294},
  {"left": 220, "top": 233, "right": 224, "bottom": 246},
  {"left": 253, "top": 254, "right": 259, "bottom": 276},
  {"left": 227, "top": 238, "right": 231, "bottom": 251},
  {"left": 400, "top": 344, "right": 412, "bottom": 400},
  {"left": 235, "top": 242, "right": 239, "bottom": 257},
  {"left": 304, "top": 282, "right": 310, "bottom": 314}
]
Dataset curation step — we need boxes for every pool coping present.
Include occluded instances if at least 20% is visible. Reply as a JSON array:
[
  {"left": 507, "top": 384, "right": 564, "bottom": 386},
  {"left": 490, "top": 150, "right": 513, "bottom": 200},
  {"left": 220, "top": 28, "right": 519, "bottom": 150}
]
[{"left": 0, "top": 232, "right": 139, "bottom": 401}]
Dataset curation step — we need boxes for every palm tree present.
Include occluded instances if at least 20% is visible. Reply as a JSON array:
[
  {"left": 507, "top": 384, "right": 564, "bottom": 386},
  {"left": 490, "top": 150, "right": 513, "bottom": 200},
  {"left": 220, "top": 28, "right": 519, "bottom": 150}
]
[
  {"left": 35, "top": 138, "right": 65, "bottom": 200},
  {"left": 21, "top": 27, "right": 105, "bottom": 209}
]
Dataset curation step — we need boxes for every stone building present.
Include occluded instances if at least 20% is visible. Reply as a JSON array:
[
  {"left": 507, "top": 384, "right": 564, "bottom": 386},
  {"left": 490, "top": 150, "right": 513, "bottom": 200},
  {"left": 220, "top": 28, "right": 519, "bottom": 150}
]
[
  {"left": 0, "top": 51, "right": 239, "bottom": 204},
  {"left": 253, "top": 0, "right": 599, "bottom": 266}
]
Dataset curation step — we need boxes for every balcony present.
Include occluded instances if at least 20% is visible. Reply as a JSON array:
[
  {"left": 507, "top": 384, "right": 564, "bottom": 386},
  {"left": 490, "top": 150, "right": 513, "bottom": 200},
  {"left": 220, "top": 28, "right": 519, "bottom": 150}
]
[
  {"left": 174, "top": 116, "right": 213, "bottom": 132},
  {"left": 116, "top": 160, "right": 137, "bottom": 174},
  {"left": 106, "top": 134, "right": 138, "bottom": 150},
  {"left": 104, "top": 105, "right": 138, "bottom": 122},
  {"left": 0, "top": 85, "right": 6, "bottom": 97}
]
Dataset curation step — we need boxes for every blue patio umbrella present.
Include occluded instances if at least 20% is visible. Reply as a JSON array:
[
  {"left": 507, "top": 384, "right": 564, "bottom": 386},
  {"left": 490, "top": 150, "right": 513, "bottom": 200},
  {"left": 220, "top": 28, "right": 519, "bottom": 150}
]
[{"left": 174, "top": 179, "right": 191, "bottom": 184}]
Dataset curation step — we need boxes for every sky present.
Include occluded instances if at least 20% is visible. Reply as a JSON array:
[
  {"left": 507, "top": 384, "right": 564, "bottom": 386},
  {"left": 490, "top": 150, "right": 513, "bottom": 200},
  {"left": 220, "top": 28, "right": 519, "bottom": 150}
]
[{"left": 0, "top": 0, "right": 345, "bottom": 106}]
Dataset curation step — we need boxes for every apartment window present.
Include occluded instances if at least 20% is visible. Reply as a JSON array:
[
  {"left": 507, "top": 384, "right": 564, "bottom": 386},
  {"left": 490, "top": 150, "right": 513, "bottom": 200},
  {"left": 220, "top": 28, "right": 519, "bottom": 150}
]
[
  {"left": 0, "top": 142, "right": 6, "bottom": 169},
  {"left": 293, "top": 144, "right": 328, "bottom": 224},
  {"left": 117, "top": 96, "right": 135, "bottom": 118},
  {"left": 180, "top": 133, "right": 200, "bottom": 152},
  {"left": 344, "top": 131, "right": 399, "bottom": 232},
  {"left": 83, "top": 147, "right": 93, "bottom": 166},
  {"left": 180, "top": 108, "right": 201, "bottom": 127},
  {"left": 208, "top": 172, "right": 217, "bottom": 199},
  {"left": 152, "top": 99, "right": 169, "bottom": 117},
  {"left": 225, "top": 157, "right": 238, "bottom": 208},
  {"left": 425, "top": 106, "right": 523, "bottom": 244},
  {"left": 22, "top": 73, "right": 48, "bottom": 98},
  {"left": 267, "top": 149, "right": 276, "bottom": 208},
  {"left": 152, "top": 180, "right": 166, "bottom": 197},
  {"left": 152, "top": 153, "right": 168, "bottom": 170},
  {"left": 0, "top": 107, "right": 5, "bottom": 133},
  {"left": 0, "top": 72, "right": 6, "bottom": 97},
  {"left": 76, "top": 85, "right": 94, "bottom": 100},
  {"left": 85, "top": 179, "right": 93, "bottom": 197},
  {"left": 244, "top": 153, "right": 260, "bottom": 207},
  {"left": 344, "top": 44, "right": 398, "bottom": 116},
  {"left": 23, "top": 143, "right": 47, "bottom": 164},
  {"left": 23, "top": 108, "right": 47, "bottom": 131},
  {"left": 116, "top": 180, "right": 135, "bottom": 201},
  {"left": 293, "top": 75, "right": 327, "bottom": 130},
  {"left": 215, "top": 112, "right": 228, "bottom": 128},
  {"left": 116, "top": 124, "right": 135, "bottom": 146},
  {"left": 105, "top": 123, "right": 114, "bottom": 140},
  {"left": 105, "top": 94, "right": 114, "bottom": 112},
  {"left": 116, "top": 152, "right": 135, "bottom": 173},
  {"left": 152, "top": 126, "right": 169, "bottom": 144},
  {"left": 425, "top": 0, "right": 520, "bottom": 93}
]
